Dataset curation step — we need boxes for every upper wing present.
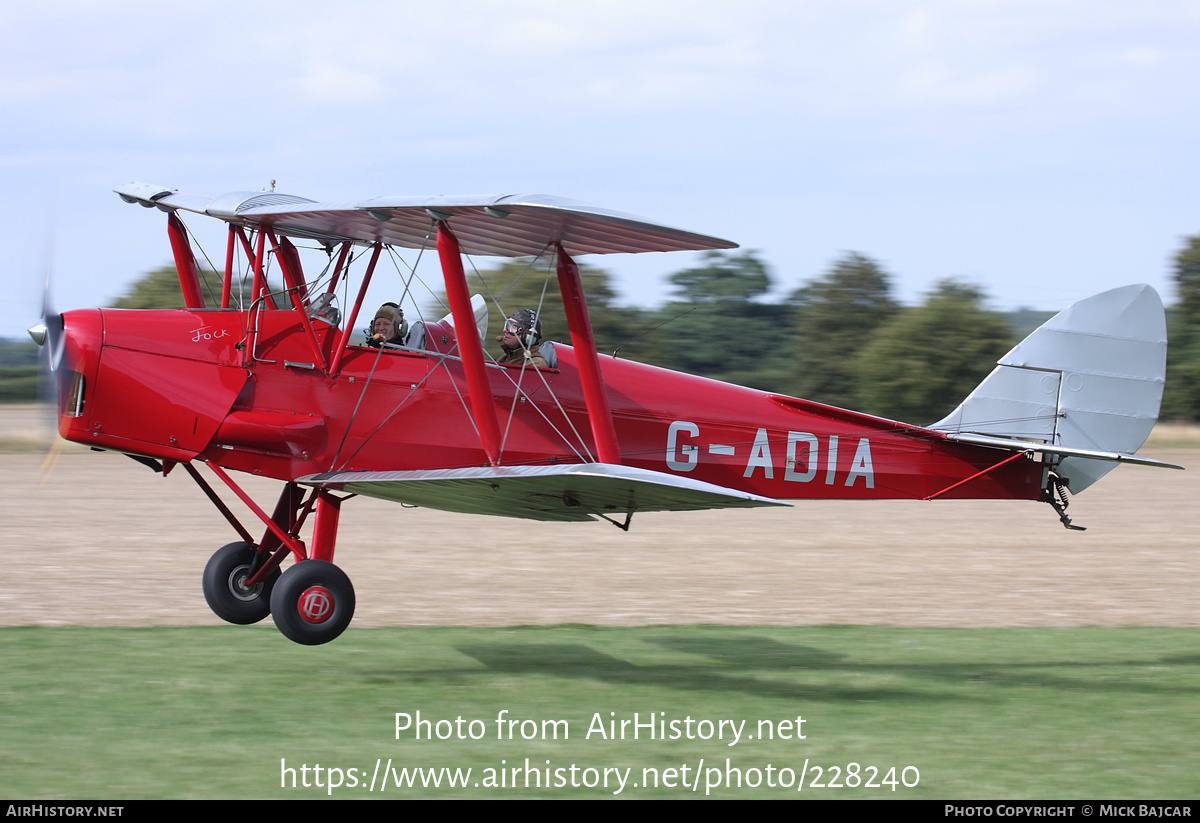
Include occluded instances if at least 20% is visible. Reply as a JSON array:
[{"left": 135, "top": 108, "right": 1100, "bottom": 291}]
[
  {"left": 114, "top": 183, "right": 737, "bottom": 257},
  {"left": 297, "top": 463, "right": 788, "bottom": 522}
]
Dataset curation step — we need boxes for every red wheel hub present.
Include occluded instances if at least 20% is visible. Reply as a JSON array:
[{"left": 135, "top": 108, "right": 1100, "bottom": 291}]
[{"left": 298, "top": 586, "right": 335, "bottom": 624}]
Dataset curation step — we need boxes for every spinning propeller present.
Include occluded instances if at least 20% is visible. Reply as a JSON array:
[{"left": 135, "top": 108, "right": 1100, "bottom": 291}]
[
  {"left": 29, "top": 267, "right": 64, "bottom": 370},
  {"left": 28, "top": 260, "right": 66, "bottom": 479}
]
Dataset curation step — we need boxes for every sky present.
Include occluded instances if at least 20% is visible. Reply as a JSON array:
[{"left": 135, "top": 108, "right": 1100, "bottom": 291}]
[{"left": 3, "top": 0, "right": 1199, "bottom": 339}]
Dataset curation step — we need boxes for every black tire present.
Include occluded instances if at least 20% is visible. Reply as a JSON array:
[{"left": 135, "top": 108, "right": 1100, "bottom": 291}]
[
  {"left": 202, "top": 542, "right": 279, "bottom": 625},
  {"left": 270, "top": 560, "right": 356, "bottom": 645}
]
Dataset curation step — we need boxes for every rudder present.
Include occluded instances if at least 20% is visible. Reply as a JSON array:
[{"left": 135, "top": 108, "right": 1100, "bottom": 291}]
[{"left": 931, "top": 284, "right": 1167, "bottom": 492}]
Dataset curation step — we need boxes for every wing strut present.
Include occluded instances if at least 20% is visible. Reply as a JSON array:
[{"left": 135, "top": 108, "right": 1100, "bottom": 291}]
[
  {"left": 555, "top": 244, "right": 621, "bottom": 464},
  {"left": 438, "top": 221, "right": 503, "bottom": 466},
  {"left": 267, "top": 229, "right": 328, "bottom": 374},
  {"left": 329, "top": 243, "right": 383, "bottom": 377},
  {"left": 250, "top": 228, "right": 275, "bottom": 310},
  {"left": 221, "top": 226, "right": 236, "bottom": 309},
  {"left": 167, "top": 211, "right": 206, "bottom": 309}
]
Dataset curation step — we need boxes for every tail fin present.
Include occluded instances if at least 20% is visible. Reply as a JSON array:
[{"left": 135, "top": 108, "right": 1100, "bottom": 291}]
[{"left": 931, "top": 284, "right": 1169, "bottom": 492}]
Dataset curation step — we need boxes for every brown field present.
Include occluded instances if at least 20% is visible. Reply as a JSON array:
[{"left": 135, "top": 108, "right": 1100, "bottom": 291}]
[{"left": 2, "top": 406, "right": 1197, "bottom": 628}]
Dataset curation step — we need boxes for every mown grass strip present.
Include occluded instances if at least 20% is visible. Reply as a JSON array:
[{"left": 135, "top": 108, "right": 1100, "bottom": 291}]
[{"left": 1, "top": 626, "right": 1197, "bottom": 798}]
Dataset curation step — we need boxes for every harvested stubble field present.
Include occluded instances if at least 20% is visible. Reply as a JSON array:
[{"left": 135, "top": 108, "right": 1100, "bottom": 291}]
[{"left": 2, "top": 406, "right": 1197, "bottom": 629}]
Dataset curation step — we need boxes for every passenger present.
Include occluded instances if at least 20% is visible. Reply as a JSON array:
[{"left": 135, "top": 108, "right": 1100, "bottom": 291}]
[
  {"left": 365, "top": 302, "right": 407, "bottom": 347},
  {"left": 498, "top": 308, "right": 548, "bottom": 368}
]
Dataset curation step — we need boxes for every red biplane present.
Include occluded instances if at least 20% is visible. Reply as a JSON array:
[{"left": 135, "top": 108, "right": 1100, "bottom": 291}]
[{"left": 29, "top": 182, "right": 1181, "bottom": 644}]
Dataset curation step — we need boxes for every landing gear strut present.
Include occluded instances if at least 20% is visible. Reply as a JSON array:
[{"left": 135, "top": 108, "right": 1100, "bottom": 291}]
[{"left": 190, "top": 465, "right": 355, "bottom": 644}]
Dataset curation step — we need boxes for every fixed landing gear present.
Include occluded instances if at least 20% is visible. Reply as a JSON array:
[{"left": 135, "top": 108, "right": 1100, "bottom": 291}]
[
  {"left": 270, "top": 560, "right": 356, "bottom": 645},
  {"left": 190, "top": 469, "right": 354, "bottom": 644},
  {"left": 202, "top": 542, "right": 280, "bottom": 624},
  {"left": 200, "top": 543, "right": 356, "bottom": 645}
]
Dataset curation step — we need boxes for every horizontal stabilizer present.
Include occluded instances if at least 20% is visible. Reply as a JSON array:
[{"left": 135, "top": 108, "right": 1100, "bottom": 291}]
[
  {"left": 298, "top": 463, "right": 789, "bottom": 522},
  {"left": 942, "top": 432, "right": 1183, "bottom": 470}
]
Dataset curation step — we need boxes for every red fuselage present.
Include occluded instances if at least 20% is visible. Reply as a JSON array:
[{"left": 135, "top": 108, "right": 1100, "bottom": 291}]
[{"left": 56, "top": 306, "right": 1043, "bottom": 503}]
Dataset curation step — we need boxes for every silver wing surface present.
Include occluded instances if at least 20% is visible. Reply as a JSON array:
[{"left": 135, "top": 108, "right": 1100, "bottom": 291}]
[
  {"left": 114, "top": 183, "right": 737, "bottom": 257},
  {"left": 297, "top": 463, "right": 788, "bottom": 522}
]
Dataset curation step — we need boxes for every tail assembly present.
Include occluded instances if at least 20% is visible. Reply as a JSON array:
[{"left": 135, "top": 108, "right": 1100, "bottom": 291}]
[{"left": 931, "top": 284, "right": 1181, "bottom": 519}]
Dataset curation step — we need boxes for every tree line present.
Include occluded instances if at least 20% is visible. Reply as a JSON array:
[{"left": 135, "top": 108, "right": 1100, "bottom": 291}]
[
  {"left": 455, "top": 251, "right": 1018, "bottom": 425},
  {"left": 1162, "top": 234, "right": 1200, "bottom": 419},
  {"left": 6, "top": 235, "right": 1200, "bottom": 426}
]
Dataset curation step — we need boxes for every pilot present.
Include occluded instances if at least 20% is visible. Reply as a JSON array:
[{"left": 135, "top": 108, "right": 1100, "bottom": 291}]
[
  {"left": 365, "top": 302, "right": 408, "bottom": 347},
  {"left": 498, "top": 308, "right": 548, "bottom": 368}
]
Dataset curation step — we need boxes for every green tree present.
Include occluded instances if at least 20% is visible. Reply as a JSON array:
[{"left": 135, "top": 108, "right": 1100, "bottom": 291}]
[
  {"left": 109, "top": 266, "right": 268, "bottom": 310},
  {"left": 788, "top": 252, "right": 899, "bottom": 407},
  {"left": 1161, "top": 312, "right": 1200, "bottom": 420},
  {"left": 667, "top": 250, "right": 772, "bottom": 303},
  {"left": 852, "top": 280, "right": 1015, "bottom": 424},
  {"left": 0, "top": 339, "right": 39, "bottom": 402},
  {"left": 1161, "top": 234, "right": 1200, "bottom": 419},
  {"left": 647, "top": 251, "right": 791, "bottom": 390},
  {"left": 1172, "top": 234, "right": 1200, "bottom": 326}
]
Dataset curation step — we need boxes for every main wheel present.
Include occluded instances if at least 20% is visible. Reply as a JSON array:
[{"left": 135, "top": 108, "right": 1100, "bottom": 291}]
[
  {"left": 202, "top": 542, "right": 279, "bottom": 625},
  {"left": 270, "top": 560, "right": 356, "bottom": 645}
]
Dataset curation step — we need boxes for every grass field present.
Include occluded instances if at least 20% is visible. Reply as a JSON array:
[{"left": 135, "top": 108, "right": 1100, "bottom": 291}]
[
  {"left": 4, "top": 405, "right": 1198, "bottom": 799},
  {"left": 2, "top": 625, "right": 1198, "bottom": 799}
]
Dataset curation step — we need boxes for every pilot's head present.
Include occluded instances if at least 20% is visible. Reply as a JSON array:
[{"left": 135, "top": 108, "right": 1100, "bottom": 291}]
[
  {"left": 503, "top": 308, "right": 542, "bottom": 350},
  {"left": 372, "top": 302, "right": 404, "bottom": 341}
]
